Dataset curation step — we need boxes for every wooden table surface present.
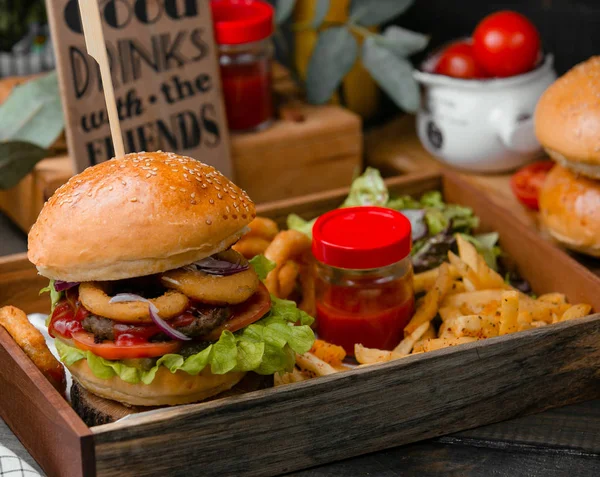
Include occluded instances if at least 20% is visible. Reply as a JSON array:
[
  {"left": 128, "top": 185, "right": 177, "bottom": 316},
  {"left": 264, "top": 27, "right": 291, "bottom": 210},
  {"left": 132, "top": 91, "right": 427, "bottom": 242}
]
[{"left": 2, "top": 117, "right": 600, "bottom": 475}]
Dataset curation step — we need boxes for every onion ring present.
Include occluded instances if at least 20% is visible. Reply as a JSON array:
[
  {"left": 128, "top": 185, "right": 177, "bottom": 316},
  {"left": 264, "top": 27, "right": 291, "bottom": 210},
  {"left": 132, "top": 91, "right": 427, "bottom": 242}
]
[
  {"left": 78, "top": 282, "right": 189, "bottom": 323},
  {"left": 161, "top": 267, "right": 259, "bottom": 305}
]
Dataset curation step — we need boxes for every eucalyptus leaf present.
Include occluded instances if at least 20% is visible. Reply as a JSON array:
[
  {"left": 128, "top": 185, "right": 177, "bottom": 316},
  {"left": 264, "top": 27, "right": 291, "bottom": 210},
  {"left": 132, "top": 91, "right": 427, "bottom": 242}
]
[
  {"left": 362, "top": 37, "right": 420, "bottom": 112},
  {"left": 349, "top": 0, "right": 414, "bottom": 27},
  {"left": 0, "top": 71, "right": 64, "bottom": 149},
  {"left": 275, "top": 0, "right": 297, "bottom": 24},
  {"left": 306, "top": 27, "right": 358, "bottom": 104},
  {"left": 378, "top": 26, "right": 429, "bottom": 57},
  {"left": 313, "top": 0, "right": 330, "bottom": 28},
  {"left": 0, "top": 141, "right": 48, "bottom": 190}
]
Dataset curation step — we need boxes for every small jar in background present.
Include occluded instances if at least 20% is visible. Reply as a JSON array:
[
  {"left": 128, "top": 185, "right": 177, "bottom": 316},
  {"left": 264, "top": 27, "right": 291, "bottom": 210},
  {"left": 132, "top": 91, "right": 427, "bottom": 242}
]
[
  {"left": 210, "top": 0, "right": 274, "bottom": 132},
  {"left": 312, "top": 207, "right": 415, "bottom": 356}
]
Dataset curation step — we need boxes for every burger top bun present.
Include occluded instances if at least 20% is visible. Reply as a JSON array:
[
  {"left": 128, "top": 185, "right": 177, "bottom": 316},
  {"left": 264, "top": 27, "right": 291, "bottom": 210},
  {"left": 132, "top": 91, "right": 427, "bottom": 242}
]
[
  {"left": 539, "top": 164, "right": 600, "bottom": 257},
  {"left": 28, "top": 152, "right": 256, "bottom": 282},
  {"left": 535, "top": 56, "right": 600, "bottom": 178}
]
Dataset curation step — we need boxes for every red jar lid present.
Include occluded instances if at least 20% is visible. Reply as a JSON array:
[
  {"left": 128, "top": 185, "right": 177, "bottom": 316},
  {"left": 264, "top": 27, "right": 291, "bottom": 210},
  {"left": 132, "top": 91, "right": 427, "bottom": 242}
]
[
  {"left": 210, "top": 0, "right": 274, "bottom": 45},
  {"left": 312, "top": 207, "right": 412, "bottom": 270}
]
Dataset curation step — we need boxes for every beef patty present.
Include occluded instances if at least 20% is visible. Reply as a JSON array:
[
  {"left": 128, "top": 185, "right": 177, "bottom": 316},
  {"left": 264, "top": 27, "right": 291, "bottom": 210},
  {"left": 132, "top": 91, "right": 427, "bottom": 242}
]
[{"left": 82, "top": 306, "right": 230, "bottom": 342}]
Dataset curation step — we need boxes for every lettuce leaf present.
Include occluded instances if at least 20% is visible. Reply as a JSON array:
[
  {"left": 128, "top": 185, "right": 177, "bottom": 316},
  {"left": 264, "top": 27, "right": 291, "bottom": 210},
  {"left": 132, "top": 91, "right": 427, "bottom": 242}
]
[
  {"left": 249, "top": 255, "right": 276, "bottom": 281},
  {"left": 55, "top": 296, "right": 315, "bottom": 385},
  {"left": 287, "top": 214, "right": 317, "bottom": 239},
  {"left": 39, "top": 279, "right": 62, "bottom": 312},
  {"left": 341, "top": 167, "right": 388, "bottom": 207}
]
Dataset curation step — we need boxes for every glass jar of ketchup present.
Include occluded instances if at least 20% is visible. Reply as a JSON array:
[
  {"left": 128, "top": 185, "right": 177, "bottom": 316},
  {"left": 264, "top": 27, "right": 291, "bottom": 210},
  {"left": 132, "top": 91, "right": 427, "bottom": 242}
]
[
  {"left": 312, "top": 207, "right": 415, "bottom": 356},
  {"left": 210, "top": 0, "right": 274, "bottom": 132}
]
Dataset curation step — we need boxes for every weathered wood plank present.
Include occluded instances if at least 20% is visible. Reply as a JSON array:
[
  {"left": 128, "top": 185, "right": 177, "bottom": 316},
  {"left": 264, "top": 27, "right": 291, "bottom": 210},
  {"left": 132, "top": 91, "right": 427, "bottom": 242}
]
[
  {"left": 0, "top": 327, "right": 95, "bottom": 477},
  {"left": 92, "top": 316, "right": 600, "bottom": 477}
]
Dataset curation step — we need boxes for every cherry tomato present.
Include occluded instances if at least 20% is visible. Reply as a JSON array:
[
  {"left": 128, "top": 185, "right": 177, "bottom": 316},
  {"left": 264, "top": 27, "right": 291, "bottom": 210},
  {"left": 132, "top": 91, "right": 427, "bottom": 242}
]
[
  {"left": 510, "top": 161, "right": 554, "bottom": 210},
  {"left": 434, "top": 41, "right": 488, "bottom": 79},
  {"left": 204, "top": 282, "right": 272, "bottom": 341},
  {"left": 473, "top": 11, "right": 541, "bottom": 77},
  {"left": 70, "top": 332, "right": 182, "bottom": 360}
]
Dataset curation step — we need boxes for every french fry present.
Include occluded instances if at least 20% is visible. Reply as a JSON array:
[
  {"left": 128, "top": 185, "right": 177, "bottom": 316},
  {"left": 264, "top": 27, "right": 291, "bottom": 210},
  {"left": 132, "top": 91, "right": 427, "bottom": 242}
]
[
  {"left": 245, "top": 217, "right": 279, "bottom": 240},
  {"left": 310, "top": 339, "right": 346, "bottom": 367},
  {"left": 499, "top": 291, "right": 519, "bottom": 335},
  {"left": 414, "top": 265, "right": 460, "bottom": 294},
  {"left": 354, "top": 344, "right": 397, "bottom": 365},
  {"left": 232, "top": 236, "right": 271, "bottom": 259},
  {"left": 414, "top": 336, "right": 478, "bottom": 353},
  {"left": 560, "top": 304, "right": 592, "bottom": 322},
  {"left": 443, "top": 314, "right": 499, "bottom": 339},
  {"left": 278, "top": 260, "right": 300, "bottom": 299},
  {"left": 456, "top": 234, "right": 480, "bottom": 282},
  {"left": 264, "top": 230, "right": 312, "bottom": 296},
  {"left": 537, "top": 293, "right": 567, "bottom": 305},
  {"left": 439, "top": 305, "right": 462, "bottom": 322},
  {"left": 394, "top": 322, "right": 430, "bottom": 356},
  {"left": 448, "top": 252, "right": 479, "bottom": 291},
  {"left": 447, "top": 280, "right": 466, "bottom": 295},
  {"left": 295, "top": 352, "right": 338, "bottom": 376},
  {"left": 404, "top": 263, "right": 452, "bottom": 336},
  {"left": 0, "top": 306, "right": 66, "bottom": 395}
]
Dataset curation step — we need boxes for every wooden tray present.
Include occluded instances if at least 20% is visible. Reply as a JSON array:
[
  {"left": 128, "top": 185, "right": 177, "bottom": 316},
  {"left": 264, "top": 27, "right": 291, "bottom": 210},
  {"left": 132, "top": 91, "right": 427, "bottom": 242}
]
[{"left": 2, "top": 171, "right": 600, "bottom": 477}]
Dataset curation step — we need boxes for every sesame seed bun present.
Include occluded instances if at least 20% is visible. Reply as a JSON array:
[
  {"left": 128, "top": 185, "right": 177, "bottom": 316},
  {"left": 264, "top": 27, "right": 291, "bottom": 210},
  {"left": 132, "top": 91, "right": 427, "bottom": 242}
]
[
  {"left": 539, "top": 164, "right": 600, "bottom": 257},
  {"left": 28, "top": 152, "right": 256, "bottom": 282},
  {"left": 535, "top": 56, "right": 600, "bottom": 176}
]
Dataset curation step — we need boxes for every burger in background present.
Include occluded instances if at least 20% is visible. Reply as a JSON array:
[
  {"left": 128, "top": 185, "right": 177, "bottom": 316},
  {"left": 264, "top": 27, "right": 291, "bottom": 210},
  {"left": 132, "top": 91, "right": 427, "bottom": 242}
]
[{"left": 534, "top": 56, "right": 600, "bottom": 257}]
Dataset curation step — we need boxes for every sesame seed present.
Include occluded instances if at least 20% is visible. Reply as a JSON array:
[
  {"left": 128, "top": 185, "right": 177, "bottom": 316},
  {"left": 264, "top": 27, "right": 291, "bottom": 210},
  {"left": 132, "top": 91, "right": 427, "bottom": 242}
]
[
  {"left": 218, "top": 193, "right": 223, "bottom": 199},
  {"left": 180, "top": 188, "right": 186, "bottom": 192},
  {"left": 170, "top": 186, "right": 176, "bottom": 190},
  {"left": 191, "top": 199, "right": 197, "bottom": 205},
  {"left": 146, "top": 173, "right": 152, "bottom": 178},
  {"left": 209, "top": 199, "right": 214, "bottom": 204},
  {"left": 215, "top": 186, "right": 220, "bottom": 191},
  {"left": 122, "top": 180, "right": 127, "bottom": 185},
  {"left": 120, "top": 164, "right": 126, "bottom": 168},
  {"left": 130, "top": 197, "right": 138, "bottom": 202},
  {"left": 191, "top": 193, "right": 196, "bottom": 198},
  {"left": 206, "top": 219, "right": 212, "bottom": 225},
  {"left": 226, "top": 206, "right": 230, "bottom": 213},
  {"left": 202, "top": 184, "right": 207, "bottom": 189},
  {"left": 109, "top": 186, "right": 113, "bottom": 191},
  {"left": 195, "top": 177, "right": 202, "bottom": 182}
]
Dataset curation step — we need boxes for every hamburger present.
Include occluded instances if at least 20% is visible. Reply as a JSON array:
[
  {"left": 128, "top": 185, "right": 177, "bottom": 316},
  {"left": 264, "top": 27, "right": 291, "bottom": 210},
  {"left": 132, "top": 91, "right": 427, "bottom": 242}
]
[
  {"left": 534, "top": 56, "right": 600, "bottom": 256},
  {"left": 28, "top": 151, "right": 314, "bottom": 408}
]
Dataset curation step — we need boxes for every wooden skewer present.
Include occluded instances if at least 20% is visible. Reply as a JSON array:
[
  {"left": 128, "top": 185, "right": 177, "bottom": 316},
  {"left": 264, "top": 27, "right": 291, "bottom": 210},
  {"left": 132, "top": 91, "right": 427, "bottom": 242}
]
[{"left": 78, "top": 0, "right": 125, "bottom": 159}]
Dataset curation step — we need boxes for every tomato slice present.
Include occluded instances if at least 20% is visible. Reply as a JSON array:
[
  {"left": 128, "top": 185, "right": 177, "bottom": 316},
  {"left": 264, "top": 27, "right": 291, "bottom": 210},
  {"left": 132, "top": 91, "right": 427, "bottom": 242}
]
[
  {"left": 69, "top": 332, "right": 182, "bottom": 360},
  {"left": 204, "top": 282, "right": 272, "bottom": 341},
  {"left": 510, "top": 161, "right": 554, "bottom": 210}
]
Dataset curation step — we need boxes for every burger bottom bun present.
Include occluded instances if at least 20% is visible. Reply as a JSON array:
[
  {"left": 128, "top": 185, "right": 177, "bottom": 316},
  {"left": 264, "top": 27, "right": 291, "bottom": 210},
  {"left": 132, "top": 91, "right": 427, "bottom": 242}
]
[
  {"left": 539, "top": 164, "right": 600, "bottom": 257},
  {"left": 546, "top": 148, "right": 600, "bottom": 180},
  {"left": 68, "top": 359, "right": 246, "bottom": 406}
]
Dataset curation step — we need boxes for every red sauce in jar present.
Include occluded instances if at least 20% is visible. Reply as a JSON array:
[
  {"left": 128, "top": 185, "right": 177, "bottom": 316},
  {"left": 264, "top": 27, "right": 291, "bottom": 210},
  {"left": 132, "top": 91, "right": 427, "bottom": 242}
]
[
  {"left": 220, "top": 62, "right": 273, "bottom": 131},
  {"left": 211, "top": 0, "right": 274, "bottom": 132},
  {"left": 312, "top": 207, "right": 415, "bottom": 356},
  {"left": 316, "top": 277, "right": 414, "bottom": 354}
]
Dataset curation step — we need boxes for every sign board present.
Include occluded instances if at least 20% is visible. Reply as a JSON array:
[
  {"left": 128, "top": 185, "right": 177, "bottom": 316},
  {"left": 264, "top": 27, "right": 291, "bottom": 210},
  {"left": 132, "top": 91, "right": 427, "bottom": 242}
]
[{"left": 45, "top": 0, "right": 232, "bottom": 177}]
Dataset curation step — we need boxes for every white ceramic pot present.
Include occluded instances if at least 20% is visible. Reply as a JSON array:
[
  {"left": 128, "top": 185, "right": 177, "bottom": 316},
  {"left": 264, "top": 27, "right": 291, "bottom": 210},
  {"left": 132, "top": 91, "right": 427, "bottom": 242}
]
[{"left": 414, "top": 54, "right": 557, "bottom": 173}]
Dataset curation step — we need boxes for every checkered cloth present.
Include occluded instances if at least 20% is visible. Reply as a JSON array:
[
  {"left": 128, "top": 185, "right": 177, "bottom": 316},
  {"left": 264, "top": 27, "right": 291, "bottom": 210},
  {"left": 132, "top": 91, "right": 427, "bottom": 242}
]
[{"left": 0, "top": 446, "right": 40, "bottom": 477}]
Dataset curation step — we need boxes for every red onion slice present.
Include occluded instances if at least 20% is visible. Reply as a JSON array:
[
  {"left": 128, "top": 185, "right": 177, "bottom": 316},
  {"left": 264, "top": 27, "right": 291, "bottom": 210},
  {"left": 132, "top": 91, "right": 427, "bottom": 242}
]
[
  {"left": 54, "top": 280, "right": 80, "bottom": 292},
  {"left": 109, "top": 293, "right": 191, "bottom": 341},
  {"left": 184, "top": 256, "right": 249, "bottom": 276}
]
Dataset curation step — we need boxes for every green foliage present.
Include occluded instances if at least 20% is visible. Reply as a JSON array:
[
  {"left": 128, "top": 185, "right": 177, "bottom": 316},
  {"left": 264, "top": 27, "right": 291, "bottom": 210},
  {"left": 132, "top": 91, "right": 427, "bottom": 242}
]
[
  {"left": 0, "top": 71, "right": 63, "bottom": 189},
  {"left": 275, "top": 0, "right": 427, "bottom": 113},
  {"left": 306, "top": 27, "right": 358, "bottom": 104},
  {"left": 0, "top": 141, "right": 48, "bottom": 189}
]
